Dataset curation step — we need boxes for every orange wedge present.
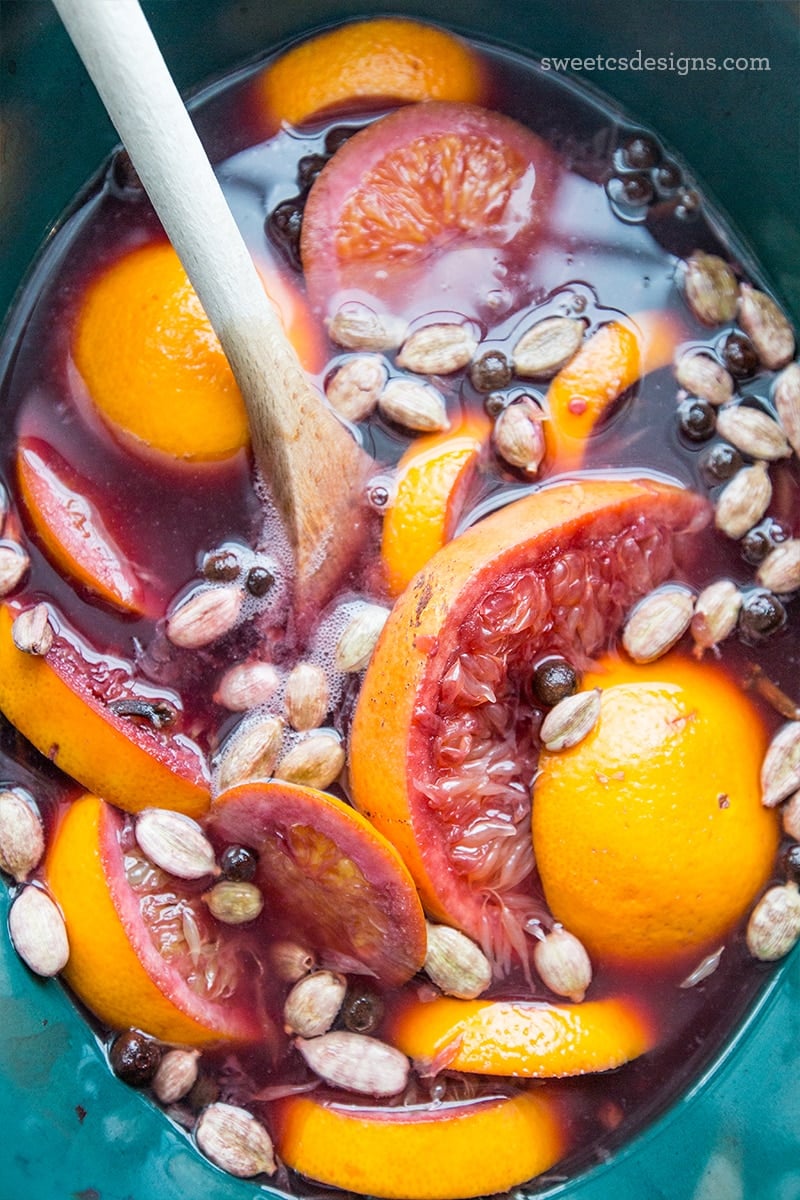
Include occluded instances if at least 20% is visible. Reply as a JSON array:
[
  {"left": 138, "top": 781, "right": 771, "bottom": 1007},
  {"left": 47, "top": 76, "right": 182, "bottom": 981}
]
[
  {"left": 547, "top": 311, "right": 684, "bottom": 468},
  {"left": 0, "top": 602, "right": 209, "bottom": 817},
  {"left": 388, "top": 995, "right": 655, "bottom": 1077},
  {"left": 381, "top": 415, "right": 488, "bottom": 595},
  {"left": 271, "top": 1089, "right": 565, "bottom": 1199},
  {"left": 45, "top": 793, "right": 263, "bottom": 1045}
]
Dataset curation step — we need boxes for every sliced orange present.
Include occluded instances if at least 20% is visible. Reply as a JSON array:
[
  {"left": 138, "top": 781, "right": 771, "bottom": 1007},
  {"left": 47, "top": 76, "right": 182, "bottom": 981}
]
[
  {"left": 381, "top": 414, "right": 489, "bottom": 596},
  {"left": 210, "top": 780, "right": 427, "bottom": 986},
  {"left": 72, "top": 243, "right": 322, "bottom": 462},
  {"left": 0, "top": 602, "right": 209, "bottom": 817},
  {"left": 388, "top": 995, "right": 655, "bottom": 1078},
  {"left": 301, "top": 102, "right": 559, "bottom": 324},
  {"left": 16, "top": 437, "right": 149, "bottom": 615},
  {"left": 546, "top": 311, "right": 685, "bottom": 468},
  {"left": 260, "top": 18, "right": 486, "bottom": 127},
  {"left": 45, "top": 792, "right": 264, "bottom": 1045},
  {"left": 533, "top": 653, "right": 778, "bottom": 964},
  {"left": 271, "top": 1089, "right": 565, "bottom": 1200},
  {"left": 349, "top": 477, "right": 708, "bottom": 967}
]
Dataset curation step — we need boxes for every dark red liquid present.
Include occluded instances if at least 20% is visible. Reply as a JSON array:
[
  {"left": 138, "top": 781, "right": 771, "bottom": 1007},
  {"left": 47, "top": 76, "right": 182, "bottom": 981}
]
[{"left": 0, "top": 34, "right": 797, "bottom": 1197}]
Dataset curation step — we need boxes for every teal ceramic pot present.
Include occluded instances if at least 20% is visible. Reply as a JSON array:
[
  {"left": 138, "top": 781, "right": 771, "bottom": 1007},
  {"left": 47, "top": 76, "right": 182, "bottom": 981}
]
[{"left": 1, "top": 2, "right": 799, "bottom": 1198}]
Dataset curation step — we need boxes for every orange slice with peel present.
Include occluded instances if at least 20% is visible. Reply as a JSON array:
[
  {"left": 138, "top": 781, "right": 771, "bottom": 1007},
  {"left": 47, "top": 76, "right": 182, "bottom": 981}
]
[
  {"left": 388, "top": 995, "right": 655, "bottom": 1078},
  {"left": 45, "top": 793, "right": 265, "bottom": 1046},
  {"left": 301, "top": 102, "right": 560, "bottom": 325},
  {"left": 349, "top": 477, "right": 708, "bottom": 971},
  {"left": 16, "top": 437, "right": 149, "bottom": 615},
  {"left": 546, "top": 311, "right": 685, "bottom": 468},
  {"left": 271, "top": 1088, "right": 566, "bottom": 1200},
  {"left": 381, "top": 413, "right": 489, "bottom": 595},
  {"left": 72, "top": 243, "right": 322, "bottom": 462},
  {"left": 0, "top": 602, "right": 209, "bottom": 817},
  {"left": 259, "top": 18, "right": 486, "bottom": 127},
  {"left": 533, "top": 653, "right": 778, "bottom": 965},
  {"left": 210, "top": 780, "right": 426, "bottom": 986}
]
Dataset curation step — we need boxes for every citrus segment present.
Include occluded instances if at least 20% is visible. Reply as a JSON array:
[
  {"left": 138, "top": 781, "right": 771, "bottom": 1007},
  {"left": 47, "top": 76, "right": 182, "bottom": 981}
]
[
  {"left": 532, "top": 653, "right": 778, "bottom": 964},
  {"left": 388, "top": 995, "right": 655, "bottom": 1078},
  {"left": 260, "top": 18, "right": 486, "bottom": 127},
  {"left": 271, "top": 1089, "right": 565, "bottom": 1200},
  {"left": 381, "top": 415, "right": 489, "bottom": 595},
  {"left": 45, "top": 793, "right": 263, "bottom": 1045},
  {"left": 0, "top": 603, "right": 210, "bottom": 818},
  {"left": 72, "top": 244, "right": 322, "bottom": 461},
  {"left": 210, "top": 780, "right": 426, "bottom": 986},
  {"left": 16, "top": 437, "right": 148, "bottom": 615},
  {"left": 546, "top": 312, "right": 684, "bottom": 468},
  {"left": 301, "top": 102, "right": 560, "bottom": 322},
  {"left": 349, "top": 478, "right": 708, "bottom": 971}
]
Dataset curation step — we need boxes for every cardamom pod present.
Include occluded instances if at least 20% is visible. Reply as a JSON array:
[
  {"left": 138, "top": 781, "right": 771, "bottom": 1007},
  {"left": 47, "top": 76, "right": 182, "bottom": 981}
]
[
  {"left": 714, "top": 461, "right": 772, "bottom": 540},
  {"left": 690, "top": 579, "right": 742, "bottom": 657},
  {"left": 540, "top": 689, "right": 601, "bottom": 751},
  {"left": 622, "top": 586, "right": 694, "bottom": 663},
  {"left": 396, "top": 323, "right": 478, "bottom": 375},
  {"left": 738, "top": 283, "right": 795, "bottom": 370},
  {"left": 295, "top": 1031, "right": 410, "bottom": 1096},
  {"left": 12, "top": 603, "right": 53, "bottom": 655},
  {"left": 512, "top": 316, "right": 584, "bottom": 378},
  {"left": 152, "top": 1048, "right": 200, "bottom": 1104},
  {"left": 215, "top": 715, "right": 285, "bottom": 792},
  {"left": 283, "top": 970, "right": 347, "bottom": 1037},
  {"left": 715, "top": 405, "right": 791, "bottom": 461},
  {"left": 681, "top": 251, "right": 738, "bottom": 326},
  {"left": 135, "top": 808, "right": 217, "bottom": 879},
  {"left": 284, "top": 661, "right": 330, "bottom": 731},
  {"left": 0, "top": 789, "right": 45, "bottom": 882},
  {"left": 674, "top": 352, "right": 734, "bottom": 408},
  {"left": 8, "top": 885, "right": 70, "bottom": 977},
  {"left": 746, "top": 882, "right": 800, "bottom": 961},
  {"left": 424, "top": 921, "right": 493, "bottom": 999},
  {"left": 166, "top": 585, "right": 243, "bottom": 649},
  {"left": 0, "top": 541, "right": 30, "bottom": 598},
  {"left": 774, "top": 362, "right": 800, "bottom": 456},
  {"left": 335, "top": 604, "right": 389, "bottom": 673},
  {"left": 533, "top": 925, "right": 593, "bottom": 1002},
  {"left": 492, "top": 397, "right": 546, "bottom": 475},
  {"left": 274, "top": 733, "right": 345, "bottom": 790},
  {"left": 756, "top": 539, "right": 800, "bottom": 594},
  {"left": 760, "top": 721, "right": 800, "bottom": 807},
  {"left": 327, "top": 301, "right": 406, "bottom": 352},
  {"left": 214, "top": 661, "right": 280, "bottom": 711},
  {"left": 195, "top": 1102, "right": 276, "bottom": 1178},
  {"left": 378, "top": 378, "right": 450, "bottom": 433},
  {"left": 325, "top": 355, "right": 388, "bottom": 423},
  {"left": 203, "top": 880, "right": 264, "bottom": 925}
]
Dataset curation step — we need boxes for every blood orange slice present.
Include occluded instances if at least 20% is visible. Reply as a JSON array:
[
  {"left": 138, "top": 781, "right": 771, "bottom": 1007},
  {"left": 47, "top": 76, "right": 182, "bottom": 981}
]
[
  {"left": 300, "top": 102, "right": 561, "bottom": 323},
  {"left": 271, "top": 1088, "right": 565, "bottom": 1200},
  {"left": 210, "top": 780, "right": 427, "bottom": 986},
  {"left": 387, "top": 995, "right": 655, "bottom": 1078},
  {"left": 349, "top": 477, "right": 709, "bottom": 972},
  {"left": 45, "top": 793, "right": 264, "bottom": 1046},
  {"left": 16, "top": 437, "right": 150, "bottom": 615},
  {"left": 0, "top": 602, "right": 209, "bottom": 817}
]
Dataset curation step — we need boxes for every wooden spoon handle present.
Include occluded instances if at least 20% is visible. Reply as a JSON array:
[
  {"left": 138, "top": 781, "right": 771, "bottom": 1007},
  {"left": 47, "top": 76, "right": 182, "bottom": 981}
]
[{"left": 52, "top": 0, "right": 373, "bottom": 607}]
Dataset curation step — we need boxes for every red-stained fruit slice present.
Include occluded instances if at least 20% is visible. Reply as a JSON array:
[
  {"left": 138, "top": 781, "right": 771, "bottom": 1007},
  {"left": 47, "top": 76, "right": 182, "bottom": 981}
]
[
  {"left": 16, "top": 437, "right": 150, "bottom": 615},
  {"left": 349, "top": 478, "right": 709, "bottom": 974},
  {"left": 271, "top": 1088, "right": 566, "bottom": 1200},
  {"left": 0, "top": 602, "right": 210, "bottom": 817},
  {"left": 387, "top": 995, "right": 656, "bottom": 1078},
  {"left": 45, "top": 792, "right": 265, "bottom": 1046},
  {"left": 300, "top": 101, "right": 561, "bottom": 324},
  {"left": 210, "top": 780, "right": 427, "bottom": 987}
]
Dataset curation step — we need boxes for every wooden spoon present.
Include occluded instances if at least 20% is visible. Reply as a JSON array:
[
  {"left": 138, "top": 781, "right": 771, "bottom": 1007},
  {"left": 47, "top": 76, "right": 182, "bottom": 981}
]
[{"left": 52, "top": 0, "right": 375, "bottom": 612}]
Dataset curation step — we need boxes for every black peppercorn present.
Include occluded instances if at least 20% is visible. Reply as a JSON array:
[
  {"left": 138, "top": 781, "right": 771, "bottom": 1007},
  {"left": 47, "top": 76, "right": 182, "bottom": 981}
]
[
  {"left": 722, "top": 332, "right": 760, "bottom": 380},
  {"left": 532, "top": 658, "right": 579, "bottom": 707},
  {"left": 622, "top": 133, "right": 661, "bottom": 170},
  {"left": 246, "top": 565, "right": 275, "bottom": 598},
  {"left": 220, "top": 844, "right": 259, "bottom": 882},
  {"left": 469, "top": 350, "right": 513, "bottom": 393},
  {"left": 700, "top": 442, "right": 743, "bottom": 485},
  {"left": 677, "top": 398, "right": 716, "bottom": 442},
  {"left": 739, "top": 589, "right": 786, "bottom": 640},
  {"left": 109, "top": 1030, "right": 161, "bottom": 1087},
  {"left": 341, "top": 983, "right": 384, "bottom": 1034}
]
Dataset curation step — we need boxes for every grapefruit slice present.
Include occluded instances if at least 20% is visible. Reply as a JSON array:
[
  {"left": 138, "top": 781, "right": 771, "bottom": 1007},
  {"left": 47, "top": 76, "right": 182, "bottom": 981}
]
[
  {"left": 16, "top": 437, "right": 149, "bottom": 615},
  {"left": 210, "top": 780, "right": 427, "bottom": 986},
  {"left": 271, "top": 1089, "right": 565, "bottom": 1200},
  {"left": 0, "top": 602, "right": 209, "bottom": 817},
  {"left": 300, "top": 101, "right": 561, "bottom": 323},
  {"left": 387, "top": 995, "right": 655, "bottom": 1078},
  {"left": 45, "top": 793, "right": 264, "bottom": 1046},
  {"left": 348, "top": 478, "right": 709, "bottom": 972}
]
